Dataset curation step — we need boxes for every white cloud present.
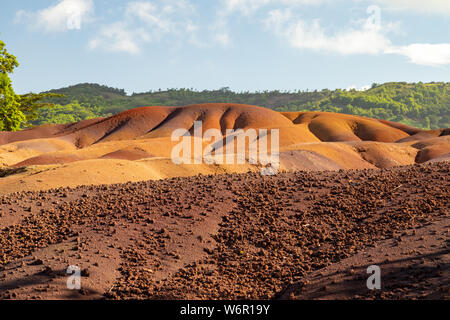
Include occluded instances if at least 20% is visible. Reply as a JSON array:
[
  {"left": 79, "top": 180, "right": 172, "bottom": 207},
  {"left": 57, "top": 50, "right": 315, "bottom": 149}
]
[
  {"left": 126, "top": 1, "right": 194, "bottom": 34},
  {"left": 263, "top": 8, "right": 292, "bottom": 32},
  {"left": 387, "top": 44, "right": 450, "bottom": 67},
  {"left": 224, "top": 0, "right": 450, "bottom": 16},
  {"left": 219, "top": 0, "right": 450, "bottom": 48},
  {"left": 209, "top": 15, "right": 232, "bottom": 47},
  {"left": 286, "top": 21, "right": 391, "bottom": 55},
  {"left": 127, "top": 2, "right": 171, "bottom": 33},
  {"left": 16, "top": 0, "right": 94, "bottom": 32},
  {"left": 266, "top": 8, "right": 392, "bottom": 55},
  {"left": 264, "top": 6, "right": 450, "bottom": 66},
  {"left": 88, "top": 22, "right": 148, "bottom": 54},
  {"left": 222, "top": 0, "right": 327, "bottom": 15},
  {"left": 223, "top": 0, "right": 271, "bottom": 15},
  {"left": 214, "top": 32, "right": 231, "bottom": 46},
  {"left": 89, "top": 0, "right": 198, "bottom": 54},
  {"left": 217, "top": 0, "right": 334, "bottom": 47},
  {"left": 372, "top": 0, "right": 450, "bottom": 15},
  {"left": 185, "top": 21, "right": 206, "bottom": 47}
]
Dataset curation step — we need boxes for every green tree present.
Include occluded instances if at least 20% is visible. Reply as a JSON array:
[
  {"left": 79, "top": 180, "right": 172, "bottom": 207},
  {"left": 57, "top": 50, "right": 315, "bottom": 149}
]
[
  {"left": 0, "top": 40, "right": 62, "bottom": 131},
  {"left": 0, "top": 40, "right": 24, "bottom": 131},
  {"left": 18, "top": 92, "right": 64, "bottom": 126}
]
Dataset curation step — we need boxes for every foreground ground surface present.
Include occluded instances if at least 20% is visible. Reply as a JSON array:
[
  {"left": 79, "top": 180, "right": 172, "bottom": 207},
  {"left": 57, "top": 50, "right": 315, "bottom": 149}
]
[{"left": 0, "top": 162, "right": 448, "bottom": 300}]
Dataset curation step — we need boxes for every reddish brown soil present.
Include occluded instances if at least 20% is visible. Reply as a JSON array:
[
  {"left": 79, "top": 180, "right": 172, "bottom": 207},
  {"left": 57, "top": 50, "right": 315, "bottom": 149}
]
[
  {"left": 100, "top": 147, "right": 153, "bottom": 161},
  {"left": 0, "top": 162, "right": 448, "bottom": 300},
  {"left": 279, "top": 217, "right": 449, "bottom": 300},
  {"left": 13, "top": 154, "right": 85, "bottom": 167},
  {"left": 1, "top": 104, "right": 438, "bottom": 150}
]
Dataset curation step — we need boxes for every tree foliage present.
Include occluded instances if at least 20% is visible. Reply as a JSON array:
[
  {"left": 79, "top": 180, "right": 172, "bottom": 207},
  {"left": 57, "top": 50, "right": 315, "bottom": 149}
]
[
  {"left": 0, "top": 40, "right": 62, "bottom": 131},
  {"left": 0, "top": 40, "right": 24, "bottom": 131}
]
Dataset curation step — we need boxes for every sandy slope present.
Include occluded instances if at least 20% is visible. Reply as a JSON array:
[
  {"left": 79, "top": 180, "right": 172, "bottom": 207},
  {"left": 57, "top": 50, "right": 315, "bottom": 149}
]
[{"left": 0, "top": 104, "right": 448, "bottom": 194}]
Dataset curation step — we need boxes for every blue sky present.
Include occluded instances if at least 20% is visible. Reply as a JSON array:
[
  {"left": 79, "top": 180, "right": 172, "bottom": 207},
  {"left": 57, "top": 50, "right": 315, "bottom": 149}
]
[{"left": 1, "top": 0, "right": 449, "bottom": 94}]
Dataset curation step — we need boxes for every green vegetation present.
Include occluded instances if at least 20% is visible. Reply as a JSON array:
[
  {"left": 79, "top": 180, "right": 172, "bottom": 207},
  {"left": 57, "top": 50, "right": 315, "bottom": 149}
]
[
  {"left": 0, "top": 40, "right": 61, "bottom": 131},
  {"left": 35, "top": 102, "right": 102, "bottom": 125},
  {"left": 274, "top": 82, "right": 449, "bottom": 129},
  {"left": 0, "top": 40, "right": 23, "bottom": 131},
  {"left": 36, "top": 82, "right": 449, "bottom": 129}
]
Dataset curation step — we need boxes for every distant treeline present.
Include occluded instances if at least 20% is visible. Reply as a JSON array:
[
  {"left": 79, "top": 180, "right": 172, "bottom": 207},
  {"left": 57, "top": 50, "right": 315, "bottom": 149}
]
[{"left": 34, "top": 82, "right": 450, "bottom": 129}]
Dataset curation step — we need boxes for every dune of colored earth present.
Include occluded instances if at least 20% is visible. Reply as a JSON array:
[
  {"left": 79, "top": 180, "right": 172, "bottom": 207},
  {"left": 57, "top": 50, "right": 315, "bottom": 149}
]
[{"left": 0, "top": 103, "right": 448, "bottom": 194}]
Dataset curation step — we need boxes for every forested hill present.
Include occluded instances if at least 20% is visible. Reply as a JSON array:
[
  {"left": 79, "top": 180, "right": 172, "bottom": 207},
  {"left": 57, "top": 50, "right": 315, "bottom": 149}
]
[{"left": 36, "top": 82, "right": 450, "bottom": 129}]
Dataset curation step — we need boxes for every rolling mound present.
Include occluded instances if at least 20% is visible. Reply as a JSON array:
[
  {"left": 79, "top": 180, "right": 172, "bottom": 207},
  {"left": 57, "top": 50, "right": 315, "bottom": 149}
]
[{"left": 0, "top": 103, "right": 449, "bottom": 194}]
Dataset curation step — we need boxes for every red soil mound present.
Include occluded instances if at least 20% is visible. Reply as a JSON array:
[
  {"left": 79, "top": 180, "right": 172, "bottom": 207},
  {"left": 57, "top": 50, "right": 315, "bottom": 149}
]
[
  {"left": 0, "top": 118, "right": 105, "bottom": 146},
  {"left": 0, "top": 124, "right": 66, "bottom": 146},
  {"left": 66, "top": 104, "right": 297, "bottom": 147},
  {"left": 13, "top": 154, "right": 85, "bottom": 167},
  {"left": 416, "top": 143, "right": 450, "bottom": 163},
  {"left": 397, "top": 129, "right": 446, "bottom": 143},
  {"left": 279, "top": 150, "right": 343, "bottom": 171},
  {"left": 101, "top": 147, "right": 153, "bottom": 161},
  {"left": 377, "top": 119, "right": 422, "bottom": 135},
  {"left": 0, "top": 104, "right": 448, "bottom": 183},
  {"left": 281, "top": 112, "right": 411, "bottom": 142},
  {"left": 1, "top": 104, "right": 429, "bottom": 148}
]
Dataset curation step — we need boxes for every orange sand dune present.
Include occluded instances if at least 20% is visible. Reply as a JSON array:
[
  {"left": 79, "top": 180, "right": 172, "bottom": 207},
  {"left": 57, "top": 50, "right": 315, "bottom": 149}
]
[{"left": 0, "top": 103, "right": 448, "bottom": 194}]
